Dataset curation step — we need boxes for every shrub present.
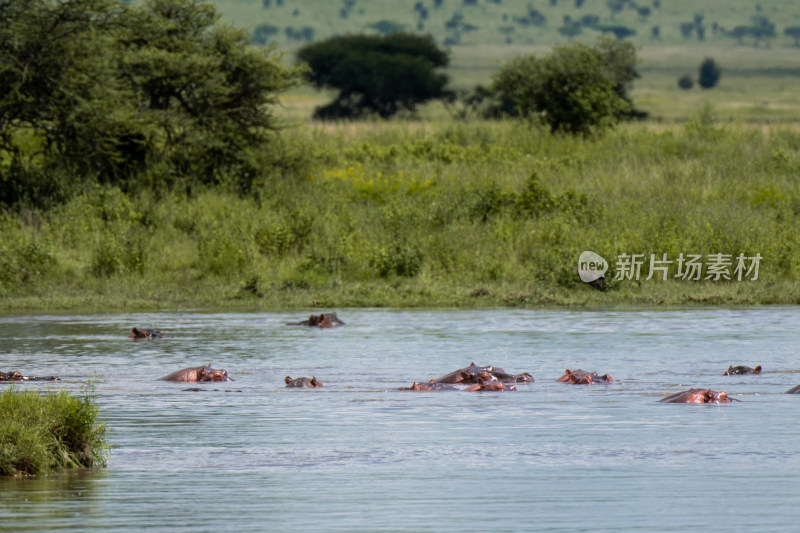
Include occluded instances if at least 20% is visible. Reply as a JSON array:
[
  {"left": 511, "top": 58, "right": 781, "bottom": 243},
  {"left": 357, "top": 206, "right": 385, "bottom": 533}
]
[
  {"left": 0, "top": 387, "right": 108, "bottom": 477},
  {"left": 678, "top": 74, "right": 694, "bottom": 90},
  {"left": 698, "top": 58, "right": 721, "bottom": 89},
  {"left": 491, "top": 37, "right": 638, "bottom": 134}
]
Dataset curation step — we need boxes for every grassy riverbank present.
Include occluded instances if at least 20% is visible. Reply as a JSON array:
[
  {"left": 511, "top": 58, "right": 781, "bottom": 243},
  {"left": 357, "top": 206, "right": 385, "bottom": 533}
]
[
  {"left": 2, "top": 118, "right": 799, "bottom": 311},
  {"left": 0, "top": 388, "right": 107, "bottom": 477}
]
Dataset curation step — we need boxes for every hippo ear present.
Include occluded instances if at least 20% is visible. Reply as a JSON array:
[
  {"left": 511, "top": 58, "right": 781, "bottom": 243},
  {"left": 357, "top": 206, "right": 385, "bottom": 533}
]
[
  {"left": 754, "top": 365, "right": 762, "bottom": 374},
  {"left": 285, "top": 376, "right": 292, "bottom": 384}
]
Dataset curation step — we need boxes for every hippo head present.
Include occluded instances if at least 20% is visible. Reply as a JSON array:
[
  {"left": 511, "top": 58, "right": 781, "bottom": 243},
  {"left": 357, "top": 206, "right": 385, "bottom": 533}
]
[
  {"left": 199, "top": 365, "right": 230, "bottom": 382},
  {"left": 477, "top": 378, "right": 508, "bottom": 391},
  {"left": 713, "top": 391, "right": 731, "bottom": 403}
]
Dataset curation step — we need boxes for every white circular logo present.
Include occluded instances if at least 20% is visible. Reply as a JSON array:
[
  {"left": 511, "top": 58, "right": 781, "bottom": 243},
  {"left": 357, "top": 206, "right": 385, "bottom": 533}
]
[{"left": 578, "top": 251, "right": 608, "bottom": 283}]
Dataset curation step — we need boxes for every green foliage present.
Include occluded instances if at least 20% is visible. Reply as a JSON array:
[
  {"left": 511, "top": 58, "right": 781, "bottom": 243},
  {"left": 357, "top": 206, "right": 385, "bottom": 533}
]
[
  {"left": 0, "top": 0, "right": 302, "bottom": 208},
  {"left": 0, "top": 223, "right": 54, "bottom": 287},
  {"left": 491, "top": 37, "right": 638, "bottom": 134},
  {"left": 296, "top": 33, "right": 450, "bottom": 119},
  {"left": 698, "top": 57, "right": 721, "bottom": 89},
  {"left": 678, "top": 74, "right": 694, "bottom": 90},
  {"left": 1, "top": 120, "right": 800, "bottom": 308},
  {"left": 0, "top": 387, "right": 108, "bottom": 477}
]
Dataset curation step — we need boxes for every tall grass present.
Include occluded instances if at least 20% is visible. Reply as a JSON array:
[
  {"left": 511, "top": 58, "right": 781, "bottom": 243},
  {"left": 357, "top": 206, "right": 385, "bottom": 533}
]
[
  {"left": 1, "top": 117, "right": 799, "bottom": 309},
  {"left": 0, "top": 387, "right": 108, "bottom": 477}
]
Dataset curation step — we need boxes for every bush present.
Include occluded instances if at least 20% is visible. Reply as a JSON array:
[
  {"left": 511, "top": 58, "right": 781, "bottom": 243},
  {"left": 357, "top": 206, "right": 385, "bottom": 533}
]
[
  {"left": 0, "top": 387, "right": 108, "bottom": 477},
  {"left": 491, "top": 37, "right": 638, "bottom": 134},
  {"left": 698, "top": 58, "right": 721, "bottom": 89},
  {"left": 678, "top": 74, "right": 694, "bottom": 90}
]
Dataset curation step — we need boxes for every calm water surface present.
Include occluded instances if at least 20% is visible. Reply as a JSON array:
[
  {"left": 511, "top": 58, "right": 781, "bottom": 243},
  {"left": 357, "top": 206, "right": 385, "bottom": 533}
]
[{"left": 1, "top": 308, "right": 799, "bottom": 532}]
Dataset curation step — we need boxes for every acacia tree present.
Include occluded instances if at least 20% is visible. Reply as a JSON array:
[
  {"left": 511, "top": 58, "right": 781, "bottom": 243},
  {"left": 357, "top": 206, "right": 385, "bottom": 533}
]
[
  {"left": 491, "top": 37, "right": 638, "bottom": 134},
  {"left": 296, "top": 33, "right": 450, "bottom": 119},
  {"left": 0, "top": 0, "right": 301, "bottom": 207},
  {"left": 114, "top": 0, "right": 302, "bottom": 187}
]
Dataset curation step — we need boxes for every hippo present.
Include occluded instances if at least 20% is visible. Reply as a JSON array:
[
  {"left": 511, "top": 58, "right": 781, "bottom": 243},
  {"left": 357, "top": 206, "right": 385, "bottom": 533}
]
[
  {"left": 286, "top": 313, "right": 345, "bottom": 328},
  {"left": 785, "top": 384, "right": 800, "bottom": 394},
  {"left": 557, "top": 369, "right": 614, "bottom": 385},
  {"left": 433, "top": 363, "right": 533, "bottom": 384},
  {"left": 398, "top": 380, "right": 458, "bottom": 391},
  {"left": 723, "top": 365, "right": 761, "bottom": 375},
  {"left": 659, "top": 388, "right": 736, "bottom": 403},
  {"left": 158, "top": 364, "right": 231, "bottom": 382},
  {"left": 130, "top": 327, "right": 165, "bottom": 339},
  {"left": 0, "top": 371, "right": 60, "bottom": 381},
  {"left": 285, "top": 376, "right": 323, "bottom": 388},
  {"left": 463, "top": 378, "right": 516, "bottom": 392}
]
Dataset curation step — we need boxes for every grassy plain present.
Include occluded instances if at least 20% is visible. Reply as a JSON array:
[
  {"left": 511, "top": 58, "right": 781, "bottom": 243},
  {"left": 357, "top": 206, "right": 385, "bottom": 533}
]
[
  {"left": 2, "top": 113, "right": 800, "bottom": 311},
  {"left": 217, "top": 0, "right": 800, "bottom": 50}
]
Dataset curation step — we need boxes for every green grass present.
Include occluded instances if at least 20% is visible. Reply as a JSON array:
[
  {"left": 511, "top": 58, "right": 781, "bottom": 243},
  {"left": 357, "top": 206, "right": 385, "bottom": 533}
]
[
  {"left": 2, "top": 118, "right": 800, "bottom": 311},
  {"left": 0, "top": 387, "right": 108, "bottom": 477}
]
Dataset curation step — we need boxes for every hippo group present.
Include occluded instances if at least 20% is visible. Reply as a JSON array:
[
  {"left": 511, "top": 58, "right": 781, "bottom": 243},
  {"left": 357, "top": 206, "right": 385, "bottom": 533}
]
[
  {"left": 10, "top": 312, "right": 790, "bottom": 406},
  {"left": 432, "top": 363, "right": 533, "bottom": 385},
  {"left": 397, "top": 363, "right": 533, "bottom": 392}
]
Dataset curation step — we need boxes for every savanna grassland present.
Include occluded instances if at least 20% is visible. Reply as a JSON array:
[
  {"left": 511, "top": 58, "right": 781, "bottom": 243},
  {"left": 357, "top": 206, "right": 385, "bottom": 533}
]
[{"left": 2, "top": 0, "right": 800, "bottom": 311}]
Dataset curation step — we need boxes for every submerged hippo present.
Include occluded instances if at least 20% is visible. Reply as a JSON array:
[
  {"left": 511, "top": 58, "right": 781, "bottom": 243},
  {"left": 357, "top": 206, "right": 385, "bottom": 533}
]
[
  {"left": 158, "top": 364, "right": 231, "bottom": 382},
  {"left": 433, "top": 363, "right": 533, "bottom": 384},
  {"left": 286, "top": 313, "right": 345, "bottom": 328},
  {"left": 285, "top": 376, "right": 323, "bottom": 388},
  {"left": 557, "top": 369, "right": 614, "bottom": 385},
  {"left": 130, "top": 327, "right": 165, "bottom": 339},
  {"left": 659, "top": 388, "right": 736, "bottom": 403},
  {"left": 723, "top": 365, "right": 761, "bottom": 375},
  {"left": 463, "top": 378, "right": 516, "bottom": 392},
  {"left": 0, "top": 371, "right": 60, "bottom": 381},
  {"left": 399, "top": 380, "right": 458, "bottom": 391},
  {"left": 785, "top": 384, "right": 800, "bottom": 394}
]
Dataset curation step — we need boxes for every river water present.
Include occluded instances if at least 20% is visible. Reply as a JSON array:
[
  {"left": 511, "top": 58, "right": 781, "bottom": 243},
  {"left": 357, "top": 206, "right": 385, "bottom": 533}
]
[{"left": 1, "top": 308, "right": 799, "bottom": 532}]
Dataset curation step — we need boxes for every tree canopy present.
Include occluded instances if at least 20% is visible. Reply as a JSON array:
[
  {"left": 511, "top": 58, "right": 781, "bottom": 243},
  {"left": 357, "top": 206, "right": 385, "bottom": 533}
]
[
  {"left": 490, "top": 37, "right": 639, "bottom": 134},
  {"left": 296, "top": 33, "right": 450, "bottom": 119},
  {"left": 0, "top": 0, "right": 302, "bottom": 207}
]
